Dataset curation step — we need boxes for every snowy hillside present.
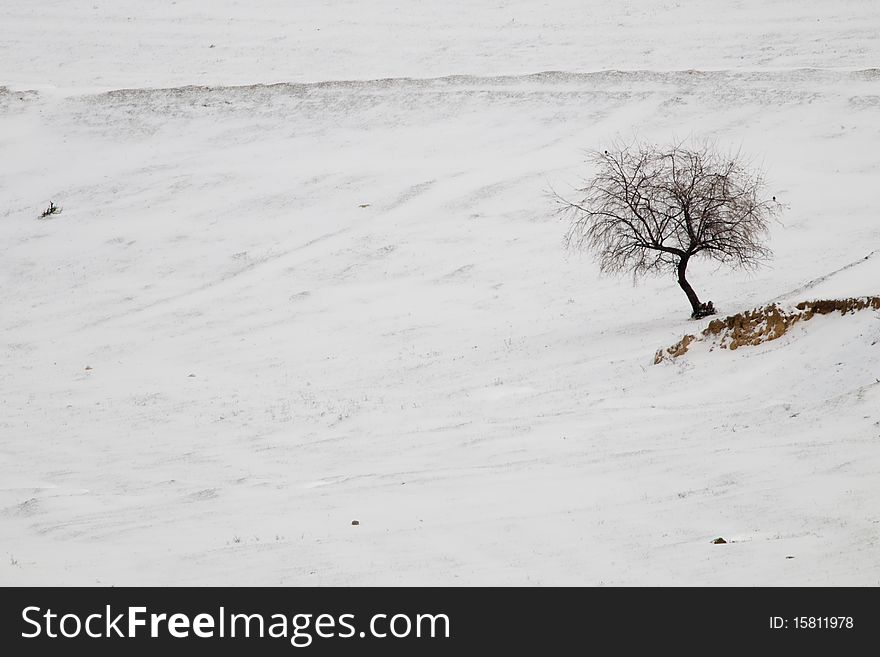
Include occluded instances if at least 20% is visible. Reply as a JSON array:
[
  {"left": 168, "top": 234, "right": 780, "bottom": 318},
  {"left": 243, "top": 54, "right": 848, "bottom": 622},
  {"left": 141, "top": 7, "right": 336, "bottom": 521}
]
[
  {"left": 2, "top": 2, "right": 879, "bottom": 585},
  {"left": 4, "top": 0, "right": 880, "bottom": 89}
]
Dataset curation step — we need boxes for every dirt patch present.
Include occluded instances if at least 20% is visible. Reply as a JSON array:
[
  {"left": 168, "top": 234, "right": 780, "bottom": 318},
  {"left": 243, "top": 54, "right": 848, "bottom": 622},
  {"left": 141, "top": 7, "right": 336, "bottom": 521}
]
[{"left": 654, "top": 296, "right": 880, "bottom": 364}]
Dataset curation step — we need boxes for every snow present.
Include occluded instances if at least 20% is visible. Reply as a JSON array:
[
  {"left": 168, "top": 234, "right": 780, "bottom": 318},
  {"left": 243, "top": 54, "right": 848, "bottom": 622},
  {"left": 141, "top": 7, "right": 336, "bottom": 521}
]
[
  {"left": 1, "top": 2, "right": 879, "bottom": 585},
  {"left": 4, "top": 0, "right": 880, "bottom": 89}
]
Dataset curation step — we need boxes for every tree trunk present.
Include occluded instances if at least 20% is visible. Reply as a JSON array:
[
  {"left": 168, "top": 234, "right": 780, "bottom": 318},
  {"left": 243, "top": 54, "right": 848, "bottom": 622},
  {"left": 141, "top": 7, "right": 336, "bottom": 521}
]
[{"left": 676, "top": 256, "right": 703, "bottom": 316}]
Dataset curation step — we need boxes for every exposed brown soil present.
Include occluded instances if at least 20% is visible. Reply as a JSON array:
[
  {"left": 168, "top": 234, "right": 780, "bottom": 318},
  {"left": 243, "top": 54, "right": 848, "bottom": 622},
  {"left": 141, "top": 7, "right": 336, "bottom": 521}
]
[{"left": 654, "top": 296, "right": 880, "bottom": 364}]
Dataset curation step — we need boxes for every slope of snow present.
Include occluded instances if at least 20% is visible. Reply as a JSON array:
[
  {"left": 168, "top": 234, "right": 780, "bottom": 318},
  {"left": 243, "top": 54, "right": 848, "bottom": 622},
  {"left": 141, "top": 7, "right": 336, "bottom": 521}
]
[
  {"left": 3, "top": 1, "right": 880, "bottom": 89},
  {"left": 2, "top": 6, "right": 879, "bottom": 586}
]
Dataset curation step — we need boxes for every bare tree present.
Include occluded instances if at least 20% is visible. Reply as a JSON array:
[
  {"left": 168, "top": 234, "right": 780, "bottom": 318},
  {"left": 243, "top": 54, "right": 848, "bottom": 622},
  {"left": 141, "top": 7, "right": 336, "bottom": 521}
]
[{"left": 559, "top": 140, "right": 781, "bottom": 318}]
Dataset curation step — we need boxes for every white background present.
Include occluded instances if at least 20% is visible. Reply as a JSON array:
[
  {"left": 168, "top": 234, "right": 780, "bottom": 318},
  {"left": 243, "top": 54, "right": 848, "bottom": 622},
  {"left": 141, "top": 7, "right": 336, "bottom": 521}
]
[{"left": 2, "top": 1, "right": 879, "bottom": 585}]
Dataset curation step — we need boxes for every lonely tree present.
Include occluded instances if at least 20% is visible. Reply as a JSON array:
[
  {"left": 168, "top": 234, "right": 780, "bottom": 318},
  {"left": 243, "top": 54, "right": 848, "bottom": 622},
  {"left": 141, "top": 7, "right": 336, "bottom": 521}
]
[{"left": 560, "top": 140, "right": 780, "bottom": 318}]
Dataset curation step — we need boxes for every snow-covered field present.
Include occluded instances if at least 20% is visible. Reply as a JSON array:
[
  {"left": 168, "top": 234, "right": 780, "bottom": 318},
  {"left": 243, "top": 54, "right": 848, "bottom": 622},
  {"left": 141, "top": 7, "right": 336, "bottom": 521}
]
[{"left": 2, "top": 2, "right": 879, "bottom": 585}]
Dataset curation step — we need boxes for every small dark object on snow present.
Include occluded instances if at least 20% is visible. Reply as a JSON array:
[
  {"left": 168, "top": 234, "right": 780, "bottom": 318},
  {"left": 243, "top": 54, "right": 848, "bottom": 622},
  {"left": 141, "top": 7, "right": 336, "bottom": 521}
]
[
  {"left": 785, "top": 555, "right": 794, "bottom": 559},
  {"left": 358, "top": 203, "right": 370, "bottom": 208},
  {"left": 692, "top": 301, "right": 716, "bottom": 319},
  {"left": 712, "top": 537, "right": 727, "bottom": 544},
  {"left": 84, "top": 365, "right": 93, "bottom": 371},
  {"left": 351, "top": 520, "right": 360, "bottom": 526},
  {"left": 188, "top": 373, "right": 196, "bottom": 377},
  {"left": 40, "top": 201, "right": 61, "bottom": 218}
]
